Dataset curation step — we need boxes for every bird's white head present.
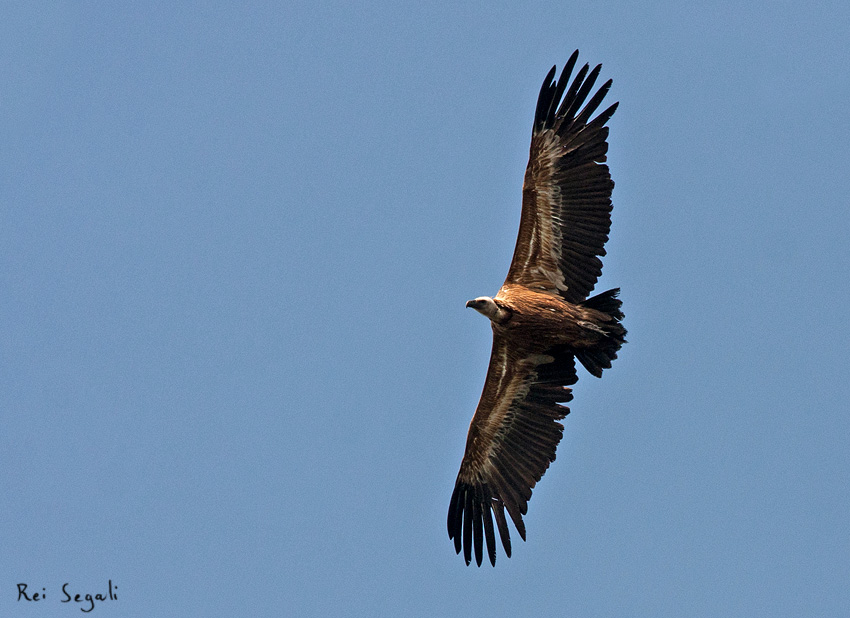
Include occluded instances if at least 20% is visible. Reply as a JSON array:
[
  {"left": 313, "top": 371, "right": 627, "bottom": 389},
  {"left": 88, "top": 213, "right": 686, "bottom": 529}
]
[{"left": 466, "top": 296, "right": 509, "bottom": 323}]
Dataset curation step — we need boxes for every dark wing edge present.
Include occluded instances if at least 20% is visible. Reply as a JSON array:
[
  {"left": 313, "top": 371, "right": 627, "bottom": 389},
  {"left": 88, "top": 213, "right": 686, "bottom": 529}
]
[
  {"left": 447, "top": 344, "right": 578, "bottom": 566},
  {"left": 506, "top": 50, "right": 619, "bottom": 303}
]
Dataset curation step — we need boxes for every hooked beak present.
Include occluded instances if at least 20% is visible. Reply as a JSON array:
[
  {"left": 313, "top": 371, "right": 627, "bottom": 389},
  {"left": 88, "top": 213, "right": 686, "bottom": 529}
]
[{"left": 465, "top": 299, "right": 476, "bottom": 309}]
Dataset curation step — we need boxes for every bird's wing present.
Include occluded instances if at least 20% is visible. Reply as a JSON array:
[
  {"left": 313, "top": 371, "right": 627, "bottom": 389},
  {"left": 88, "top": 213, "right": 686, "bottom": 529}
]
[
  {"left": 505, "top": 50, "right": 618, "bottom": 304},
  {"left": 448, "top": 337, "right": 577, "bottom": 566}
]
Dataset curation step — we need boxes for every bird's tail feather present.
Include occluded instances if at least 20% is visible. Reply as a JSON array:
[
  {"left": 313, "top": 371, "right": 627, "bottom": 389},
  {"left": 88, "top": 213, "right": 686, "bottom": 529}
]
[{"left": 575, "top": 288, "right": 626, "bottom": 377}]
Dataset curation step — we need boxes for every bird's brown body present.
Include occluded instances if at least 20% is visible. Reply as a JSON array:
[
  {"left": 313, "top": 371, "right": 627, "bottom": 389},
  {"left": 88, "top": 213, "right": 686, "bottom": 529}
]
[{"left": 492, "top": 284, "right": 619, "bottom": 350}]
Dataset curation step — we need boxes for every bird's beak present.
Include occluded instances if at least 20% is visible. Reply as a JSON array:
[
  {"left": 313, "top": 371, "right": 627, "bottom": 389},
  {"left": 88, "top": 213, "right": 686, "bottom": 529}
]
[{"left": 465, "top": 300, "right": 475, "bottom": 309}]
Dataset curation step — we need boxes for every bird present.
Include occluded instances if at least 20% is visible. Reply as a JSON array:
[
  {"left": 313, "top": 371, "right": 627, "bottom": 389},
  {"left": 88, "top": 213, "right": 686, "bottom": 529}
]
[{"left": 447, "top": 50, "right": 626, "bottom": 567}]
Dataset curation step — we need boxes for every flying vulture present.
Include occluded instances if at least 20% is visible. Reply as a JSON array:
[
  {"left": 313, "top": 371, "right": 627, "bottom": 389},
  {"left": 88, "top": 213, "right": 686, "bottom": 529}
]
[{"left": 447, "top": 51, "right": 626, "bottom": 566}]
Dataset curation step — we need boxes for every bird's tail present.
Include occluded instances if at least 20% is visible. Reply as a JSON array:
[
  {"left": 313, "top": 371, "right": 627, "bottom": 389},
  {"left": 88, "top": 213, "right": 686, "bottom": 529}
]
[{"left": 575, "top": 288, "right": 626, "bottom": 377}]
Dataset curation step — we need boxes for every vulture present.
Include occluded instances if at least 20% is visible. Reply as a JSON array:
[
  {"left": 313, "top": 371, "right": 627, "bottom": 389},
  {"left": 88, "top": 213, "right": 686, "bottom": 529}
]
[{"left": 447, "top": 51, "right": 626, "bottom": 566}]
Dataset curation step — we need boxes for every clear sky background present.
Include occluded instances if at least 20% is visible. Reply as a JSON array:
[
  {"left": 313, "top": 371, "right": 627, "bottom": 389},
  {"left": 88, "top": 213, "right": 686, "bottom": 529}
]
[{"left": 2, "top": 1, "right": 849, "bottom": 616}]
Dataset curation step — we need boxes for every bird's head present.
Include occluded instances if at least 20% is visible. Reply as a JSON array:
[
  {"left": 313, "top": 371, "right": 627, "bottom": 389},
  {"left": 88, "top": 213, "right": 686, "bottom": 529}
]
[{"left": 466, "top": 296, "right": 509, "bottom": 323}]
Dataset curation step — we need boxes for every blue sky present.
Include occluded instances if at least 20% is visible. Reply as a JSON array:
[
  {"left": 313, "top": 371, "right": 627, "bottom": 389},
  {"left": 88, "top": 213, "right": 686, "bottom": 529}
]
[{"left": 2, "top": 1, "right": 849, "bottom": 616}]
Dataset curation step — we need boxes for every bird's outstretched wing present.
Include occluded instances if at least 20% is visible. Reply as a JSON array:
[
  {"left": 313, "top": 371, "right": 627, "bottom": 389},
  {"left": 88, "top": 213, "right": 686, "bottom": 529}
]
[
  {"left": 448, "top": 338, "right": 577, "bottom": 566},
  {"left": 505, "top": 50, "right": 618, "bottom": 304}
]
